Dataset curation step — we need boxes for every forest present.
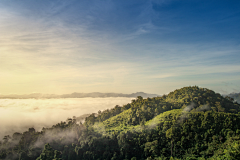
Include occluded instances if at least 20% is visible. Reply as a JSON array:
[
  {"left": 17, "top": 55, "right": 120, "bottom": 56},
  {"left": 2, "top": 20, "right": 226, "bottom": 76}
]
[{"left": 1, "top": 86, "right": 240, "bottom": 160}]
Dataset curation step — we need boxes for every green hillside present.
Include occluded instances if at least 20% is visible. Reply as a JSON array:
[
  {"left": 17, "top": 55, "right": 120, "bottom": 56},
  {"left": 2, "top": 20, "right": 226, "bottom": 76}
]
[
  {"left": 1, "top": 86, "right": 240, "bottom": 160},
  {"left": 94, "top": 109, "right": 182, "bottom": 135},
  {"left": 86, "top": 86, "right": 240, "bottom": 134}
]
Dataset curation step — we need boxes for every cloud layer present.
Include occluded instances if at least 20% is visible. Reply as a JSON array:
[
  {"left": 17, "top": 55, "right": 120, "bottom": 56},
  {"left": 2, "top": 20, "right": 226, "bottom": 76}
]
[{"left": 0, "top": 97, "right": 133, "bottom": 139}]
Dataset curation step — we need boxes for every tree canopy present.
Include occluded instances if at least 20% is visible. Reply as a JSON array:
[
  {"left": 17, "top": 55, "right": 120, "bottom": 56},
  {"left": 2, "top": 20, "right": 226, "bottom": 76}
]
[{"left": 1, "top": 86, "right": 240, "bottom": 160}]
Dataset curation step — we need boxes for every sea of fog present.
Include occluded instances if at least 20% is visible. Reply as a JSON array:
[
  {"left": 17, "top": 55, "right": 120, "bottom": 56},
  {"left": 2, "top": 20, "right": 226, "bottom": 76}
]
[{"left": 0, "top": 97, "right": 134, "bottom": 139}]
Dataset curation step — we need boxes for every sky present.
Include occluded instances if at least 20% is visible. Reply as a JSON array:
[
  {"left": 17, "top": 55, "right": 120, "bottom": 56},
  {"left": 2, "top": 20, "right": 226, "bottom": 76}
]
[{"left": 0, "top": 0, "right": 240, "bottom": 95}]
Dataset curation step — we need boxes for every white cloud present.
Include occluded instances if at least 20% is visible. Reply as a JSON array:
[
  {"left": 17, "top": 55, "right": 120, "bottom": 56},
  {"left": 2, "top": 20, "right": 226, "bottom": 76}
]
[{"left": 0, "top": 97, "right": 134, "bottom": 139}]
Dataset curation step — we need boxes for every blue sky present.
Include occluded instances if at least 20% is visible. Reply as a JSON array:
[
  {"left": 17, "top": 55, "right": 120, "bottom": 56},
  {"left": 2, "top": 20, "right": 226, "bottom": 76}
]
[{"left": 0, "top": 0, "right": 240, "bottom": 94}]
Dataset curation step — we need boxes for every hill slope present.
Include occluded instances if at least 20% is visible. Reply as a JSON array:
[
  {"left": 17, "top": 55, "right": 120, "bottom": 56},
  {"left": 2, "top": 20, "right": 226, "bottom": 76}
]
[
  {"left": 85, "top": 86, "right": 240, "bottom": 130},
  {"left": 1, "top": 86, "right": 240, "bottom": 160}
]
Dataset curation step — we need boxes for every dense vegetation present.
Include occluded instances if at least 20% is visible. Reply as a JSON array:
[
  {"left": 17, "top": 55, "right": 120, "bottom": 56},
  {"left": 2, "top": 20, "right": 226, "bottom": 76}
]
[{"left": 1, "top": 86, "right": 240, "bottom": 160}]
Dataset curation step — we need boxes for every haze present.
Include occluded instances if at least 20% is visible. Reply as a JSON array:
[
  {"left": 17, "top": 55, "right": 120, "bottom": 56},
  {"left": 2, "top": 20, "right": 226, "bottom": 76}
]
[{"left": 0, "top": 97, "right": 133, "bottom": 139}]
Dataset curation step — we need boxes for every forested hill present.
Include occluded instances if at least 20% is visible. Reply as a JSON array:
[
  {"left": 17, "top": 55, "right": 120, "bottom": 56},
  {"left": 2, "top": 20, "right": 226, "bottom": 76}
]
[
  {"left": 85, "top": 86, "right": 239, "bottom": 128},
  {"left": 1, "top": 86, "right": 240, "bottom": 160}
]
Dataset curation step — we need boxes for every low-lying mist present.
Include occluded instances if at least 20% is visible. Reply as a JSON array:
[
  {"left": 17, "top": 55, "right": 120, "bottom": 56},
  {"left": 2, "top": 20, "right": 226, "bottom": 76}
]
[{"left": 0, "top": 97, "right": 134, "bottom": 139}]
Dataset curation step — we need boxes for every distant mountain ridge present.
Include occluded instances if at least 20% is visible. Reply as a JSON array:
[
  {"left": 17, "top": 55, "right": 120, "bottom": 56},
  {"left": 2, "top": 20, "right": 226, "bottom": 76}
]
[{"left": 0, "top": 92, "right": 159, "bottom": 99}]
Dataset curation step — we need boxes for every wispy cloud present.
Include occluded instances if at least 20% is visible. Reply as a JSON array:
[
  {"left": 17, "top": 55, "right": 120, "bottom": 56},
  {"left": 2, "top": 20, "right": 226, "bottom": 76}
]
[{"left": 0, "top": 0, "right": 239, "bottom": 94}]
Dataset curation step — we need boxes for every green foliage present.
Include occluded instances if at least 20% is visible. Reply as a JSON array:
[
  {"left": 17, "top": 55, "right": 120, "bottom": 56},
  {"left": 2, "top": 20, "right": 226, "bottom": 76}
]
[
  {"left": 1, "top": 86, "right": 240, "bottom": 160},
  {"left": 36, "top": 143, "right": 54, "bottom": 160},
  {"left": 86, "top": 86, "right": 240, "bottom": 133},
  {"left": 224, "top": 141, "right": 240, "bottom": 159}
]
